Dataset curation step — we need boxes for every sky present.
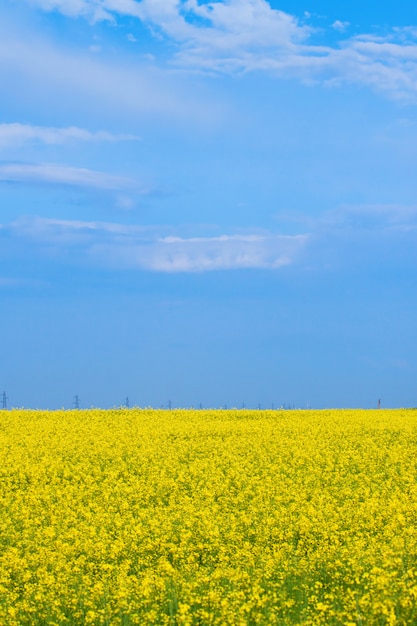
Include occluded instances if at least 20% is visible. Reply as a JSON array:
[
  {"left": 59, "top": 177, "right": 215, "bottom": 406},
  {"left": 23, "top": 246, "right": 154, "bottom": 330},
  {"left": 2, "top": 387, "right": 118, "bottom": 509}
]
[{"left": 1, "top": 0, "right": 417, "bottom": 410}]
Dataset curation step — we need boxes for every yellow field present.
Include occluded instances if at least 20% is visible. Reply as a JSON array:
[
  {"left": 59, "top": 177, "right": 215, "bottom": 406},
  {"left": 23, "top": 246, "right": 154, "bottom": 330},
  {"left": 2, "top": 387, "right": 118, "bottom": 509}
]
[{"left": 1, "top": 408, "right": 417, "bottom": 625}]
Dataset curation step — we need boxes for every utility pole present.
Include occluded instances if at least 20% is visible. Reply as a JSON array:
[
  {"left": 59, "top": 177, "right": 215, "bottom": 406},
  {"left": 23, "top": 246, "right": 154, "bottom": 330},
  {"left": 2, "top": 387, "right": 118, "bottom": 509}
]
[
  {"left": 125, "top": 396, "right": 130, "bottom": 408},
  {"left": 378, "top": 398, "right": 381, "bottom": 409},
  {"left": 73, "top": 395, "right": 80, "bottom": 410},
  {"left": 167, "top": 400, "right": 172, "bottom": 411},
  {"left": 2, "top": 391, "right": 8, "bottom": 410}
]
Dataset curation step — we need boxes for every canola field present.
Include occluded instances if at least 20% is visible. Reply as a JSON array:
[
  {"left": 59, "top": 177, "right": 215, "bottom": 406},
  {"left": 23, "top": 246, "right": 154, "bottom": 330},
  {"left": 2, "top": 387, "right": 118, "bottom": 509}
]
[{"left": 1, "top": 409, "right": 417, "bottom": 625}]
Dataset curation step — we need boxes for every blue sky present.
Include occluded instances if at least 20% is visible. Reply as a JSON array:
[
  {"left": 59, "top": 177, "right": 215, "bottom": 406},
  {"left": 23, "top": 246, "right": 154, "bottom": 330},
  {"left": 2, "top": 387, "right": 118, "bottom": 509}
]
[{"left": 1, "top": 0, "right": 417, "bottom": 409}]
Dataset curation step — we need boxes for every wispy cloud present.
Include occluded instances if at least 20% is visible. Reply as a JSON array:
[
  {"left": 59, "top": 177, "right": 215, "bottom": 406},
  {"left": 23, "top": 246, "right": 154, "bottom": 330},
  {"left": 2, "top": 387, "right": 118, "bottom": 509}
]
[
  {"left": 0, "top": 27, "right": 216, "bottom": 124},
  {"left": 22, "top": 0, "right": 417, "bottom": 101},
  {"left": 0, "top": 163, "right": 140, "bottom": 191},
  {"left": 322, "top": 203, "right": 417, "bottom": 233},
  {"left": 27, "top": 0, "right": 114, "bottom": 21},
  {"left": 136, "top": 0, "right": 309, "bottom": 68},
  {"left": 0, "top": 123, "right": 139, "bottom": 148},
  {"left": 97, "top": 233, "right": 308, "bottom": 272},
  {"left": 322, "top": 31, "right": 417, "bottom": 101},
  {"left": 3, "top": 206, "right": 416, "bottom": 275},
  {"left": 4, "top": 216, "right": 309, "bottom": 272},
  {"left": 287, "top": 202, "right": 417, "bottom": 271},
  {"left": 26, "top": 0, "right": 310, "bottom": 69},
  {"left": 275, "top": 203, "right": 417, "bottom": 236},
  {"left": 0, "top": 277, "right": 21, "bottom": 287}
]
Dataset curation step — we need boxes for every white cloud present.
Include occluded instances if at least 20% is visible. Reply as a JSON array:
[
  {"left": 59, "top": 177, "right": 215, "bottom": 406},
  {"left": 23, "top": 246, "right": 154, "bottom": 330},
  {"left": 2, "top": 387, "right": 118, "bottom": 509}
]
[
  {"left": 28, "top": 0, "right": 308, "bottom": 45},
  {"left": 102, "top": 233, "right": 308, "bottom": 272},
  {"left": 0, "top": 163, "right": 138, "bottom": 190},
  {"left": 22, "top": 0, "right": 311, "bottom": 70},
  {"left": 113, "top": 0, "right": 311, "bottom": 73},
  {"left": 6, "top": 216, "right": 309, "bottom": 272},
  {"left": 21, "top": 0, "right": 417, "bottom": 101},
  {"left": 304, "top": 32, "right": 417, "bottom": 102},
  {"left": 332, "top": 20, "right": 350, "bottom": 32},
  {"left": 27, "top": 0, "right": 113, "bottom": 21},
  {"left": 0, "top": 123, "right": 139, "bottom": 148}
]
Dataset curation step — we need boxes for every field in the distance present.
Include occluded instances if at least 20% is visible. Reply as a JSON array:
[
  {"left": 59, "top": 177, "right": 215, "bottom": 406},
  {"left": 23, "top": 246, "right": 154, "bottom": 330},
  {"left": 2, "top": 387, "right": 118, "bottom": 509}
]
[{"left": 1, "top": 408, "right": 417, "bottom": 625}]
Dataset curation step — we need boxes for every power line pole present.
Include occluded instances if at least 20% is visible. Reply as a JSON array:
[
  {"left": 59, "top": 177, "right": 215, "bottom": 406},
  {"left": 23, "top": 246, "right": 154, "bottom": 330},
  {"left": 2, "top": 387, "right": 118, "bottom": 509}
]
[
  {"left": 2, "top": 391, "right": 8, "bottom": 410},
  {"left": 125, "top": 396, "right": 130, "bottom": 408},
  {"left": 167, "top": 400, "right": 172, "bottom": 410},
  {"left": 73, "top": 395, "right": 80, "bottom": 410}
]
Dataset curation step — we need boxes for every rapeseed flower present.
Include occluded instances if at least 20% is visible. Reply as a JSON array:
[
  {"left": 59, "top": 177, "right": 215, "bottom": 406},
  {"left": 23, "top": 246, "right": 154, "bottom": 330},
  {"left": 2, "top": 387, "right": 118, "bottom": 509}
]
[{"left": 0, "top": 408, "right": 417, "bottom": 624}]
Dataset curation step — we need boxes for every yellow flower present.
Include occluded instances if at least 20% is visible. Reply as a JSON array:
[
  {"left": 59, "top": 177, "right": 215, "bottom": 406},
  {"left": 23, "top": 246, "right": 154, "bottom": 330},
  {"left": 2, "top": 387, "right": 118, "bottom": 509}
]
[{"left": 1, "top": 407, "right": 417, "bottom": 624}]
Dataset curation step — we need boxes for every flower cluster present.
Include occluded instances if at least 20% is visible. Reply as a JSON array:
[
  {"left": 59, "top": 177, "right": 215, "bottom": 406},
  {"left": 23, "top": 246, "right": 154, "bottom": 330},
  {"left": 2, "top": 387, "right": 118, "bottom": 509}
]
[{"left": 1, "top": 408, "right": 417, "bottom": 624}]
